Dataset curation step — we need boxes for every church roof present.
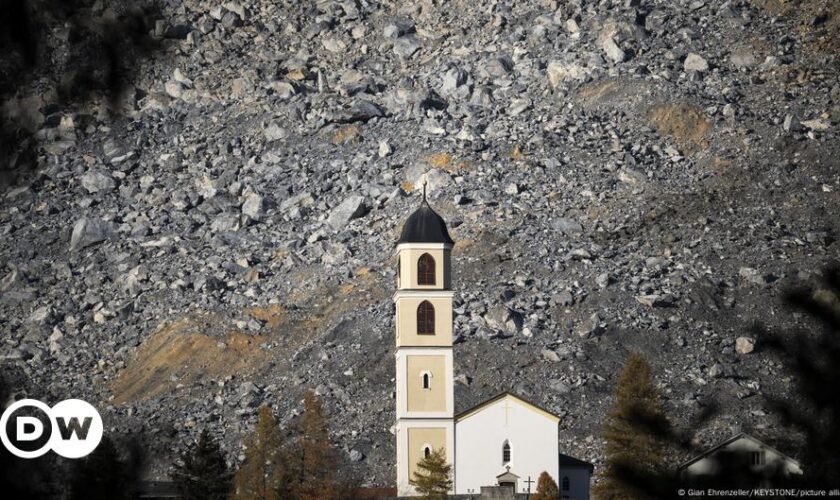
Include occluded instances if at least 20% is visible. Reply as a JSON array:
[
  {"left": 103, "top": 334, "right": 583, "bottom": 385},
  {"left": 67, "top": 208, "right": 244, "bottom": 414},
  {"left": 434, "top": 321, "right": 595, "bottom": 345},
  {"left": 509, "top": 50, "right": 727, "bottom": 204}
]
[
  {"left": 397, "top": 192, "right": 454, "bottom": 245},
  {"left": 454, "top": 391, "right": 560, "bottom": 423},
  {"left": 496, "top": 470, "right": 521, "bottom": 481}
]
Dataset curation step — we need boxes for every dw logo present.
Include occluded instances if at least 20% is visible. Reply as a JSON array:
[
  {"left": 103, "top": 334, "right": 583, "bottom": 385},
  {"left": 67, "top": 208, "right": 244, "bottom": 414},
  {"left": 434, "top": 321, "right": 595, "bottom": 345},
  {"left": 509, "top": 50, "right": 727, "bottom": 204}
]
[{"left": 0, "top": 399, "right": 103, "bottom": 459}]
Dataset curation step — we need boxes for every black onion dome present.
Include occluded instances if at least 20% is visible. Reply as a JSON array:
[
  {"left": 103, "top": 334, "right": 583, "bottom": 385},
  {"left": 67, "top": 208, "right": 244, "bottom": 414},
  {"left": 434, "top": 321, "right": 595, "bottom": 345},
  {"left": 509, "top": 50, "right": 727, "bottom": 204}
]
[{"left": 397, "top": 201, "right": 454, "bottom": 245}]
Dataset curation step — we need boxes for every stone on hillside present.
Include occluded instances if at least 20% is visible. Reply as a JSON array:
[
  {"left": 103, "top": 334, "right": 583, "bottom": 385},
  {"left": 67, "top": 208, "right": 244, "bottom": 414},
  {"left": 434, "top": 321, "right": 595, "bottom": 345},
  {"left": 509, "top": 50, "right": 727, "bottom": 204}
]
[
  {"left": 221, "top": 11, "right": 243, "bottom": 28},
  {"left": 81, "top": 171, "right": 116, "bottom": 193},
  {"left": 348, "top": 449, "right": 365, "bottom": 462},
  {"left": 378, "top": 140, "right": 393, "bottom": 157},
  {"left": 164, "top": 80, "right": 184, "bottom": 99},
  {"left": 264, "top": 122, "right": 288, "bottom": 141},
  {"left": 552, "top": 218, "right": 583, "bottom": 235},
  {"left": 735, "top": 337, "right": 755, "bottom": 354},
  {"left": 595, "top": 273, "right": 610, "bottom": 288},
  {"left": 383, "top": 19, "right": 414, "bottom": 38},
  {"left": 577, "top": 313, "right": 604, "bottom": 338},
  {"left": 242, "top": 193, "right": 266, "bottom": 220},
  {"left": 729, "top": 50, "right": 757, "bottom": 69},
  {"left": 684, "top": 53, "right": 709, "bottom": 72},
  {"left": 635, "top": 294, "right": 674, "bottom": 307},
  {"left": 739, "top": 267, "right": 768, "bottom": 286},
  {"left": 393, "top": 36, "right": 422, "bottom": 58},
  {"left": 541, "top": 349, "right": 561, "bottom": 362},
  {"left": 549, "top": 379, "right": 571, "bottom": 393},
  {"left": 440, "top": 67, "right": 468, "bottom": 95},
  {"left": 547, "top": 61, "right": 588, "bottom": 87},
  {"left": 485, "top": 305, "right": 523, "bottom": 334},
  {"left": 70, "top": 217, "right": 115, "bottom": 251},
  {"left": 602, "top": 37, "right": 626, "bottom": 64},
  {"left": 328, "top": 195, "right": 367, "bottom": 230},
  {"left": 29, "top": 306, "right": 55, "bottom": 326},
  {"left": 554, "top": 291, "right": 574, "bottom": 307},
  {"left": 801, "top": 119, "right": 830, "bottom": 131}
]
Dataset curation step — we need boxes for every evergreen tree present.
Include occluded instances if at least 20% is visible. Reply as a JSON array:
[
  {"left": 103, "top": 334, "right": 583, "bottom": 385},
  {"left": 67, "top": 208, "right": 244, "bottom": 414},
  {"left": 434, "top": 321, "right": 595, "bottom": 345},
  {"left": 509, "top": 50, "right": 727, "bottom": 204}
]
[
  {"left": 232, "top": 405, "right": 284, "bottom": 500},
  {"left": 287, "top": 390, "right": 342, "bottom": 500},
  {"left": 593, "top": 352, "right": 668, "bottom": 500},
  {"left": 409, "top": 447, "right": 452, "bottom": 499},
  {"left": 532, "top": 471, "right": 559, "bottom": 500},
  {"left": 68, "top": 436, "right": 137, "bottom": 500},
  {"left": 172, "top": 429, "right": 231, "bottom": 500}
]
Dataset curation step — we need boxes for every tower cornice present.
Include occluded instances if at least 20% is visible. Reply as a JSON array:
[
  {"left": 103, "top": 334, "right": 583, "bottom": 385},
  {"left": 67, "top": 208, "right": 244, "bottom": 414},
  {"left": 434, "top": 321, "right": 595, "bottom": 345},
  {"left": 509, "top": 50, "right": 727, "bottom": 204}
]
[
  {"left": 394, "top": 242, "right": 453, "bottom": 256},
  {"left": 393, "top": 290, "right": 455, "bottom": 301}
]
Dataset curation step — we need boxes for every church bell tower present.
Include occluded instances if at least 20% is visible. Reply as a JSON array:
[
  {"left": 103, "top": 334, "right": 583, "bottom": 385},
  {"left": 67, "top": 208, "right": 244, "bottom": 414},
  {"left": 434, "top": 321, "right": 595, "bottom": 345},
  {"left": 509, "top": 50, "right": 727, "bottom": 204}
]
[{"left": 394, "top": 184, "right": 455, "bottom": 496}]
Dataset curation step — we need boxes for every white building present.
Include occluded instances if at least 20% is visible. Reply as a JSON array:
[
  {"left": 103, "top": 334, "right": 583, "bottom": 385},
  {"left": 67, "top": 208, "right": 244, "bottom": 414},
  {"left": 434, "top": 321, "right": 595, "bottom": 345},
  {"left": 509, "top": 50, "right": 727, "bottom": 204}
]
[
  {"left": 393, "top": 189, "right": 592, "bottom": 497},
  {"left": 455, "top": 392, "right": 560, "bottom": 495},
  {"left": 679, "top": 433, "right": 803, "bottom": 485}
]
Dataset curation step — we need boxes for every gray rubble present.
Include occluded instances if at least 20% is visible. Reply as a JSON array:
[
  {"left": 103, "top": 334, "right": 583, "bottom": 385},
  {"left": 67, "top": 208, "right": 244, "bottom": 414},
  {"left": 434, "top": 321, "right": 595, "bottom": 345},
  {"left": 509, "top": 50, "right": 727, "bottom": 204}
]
[{"left": 1, "top": 0, "right": 839, "bottom": 488}]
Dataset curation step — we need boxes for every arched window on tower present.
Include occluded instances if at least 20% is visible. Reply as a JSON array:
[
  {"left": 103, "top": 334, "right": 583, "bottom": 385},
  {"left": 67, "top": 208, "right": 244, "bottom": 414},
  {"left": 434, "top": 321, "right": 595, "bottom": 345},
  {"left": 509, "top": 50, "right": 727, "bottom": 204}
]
[
  {"left": 417, "top": 253, "right": 436, "bottom": 286},
  {"left": 562, "top": 476, "right": 570, "bottom": 492},
  {"left": 422, "top": 372, "right": 431, "bottom": 389},
  {"left": 417, "top": 301, "right": 435, "bottom": 334},
  {"left": 502, "top": 441, "right": 511, "bottom": 465},
  {"left": 423, "top": 446, "right": 431, "bottom": 459}
]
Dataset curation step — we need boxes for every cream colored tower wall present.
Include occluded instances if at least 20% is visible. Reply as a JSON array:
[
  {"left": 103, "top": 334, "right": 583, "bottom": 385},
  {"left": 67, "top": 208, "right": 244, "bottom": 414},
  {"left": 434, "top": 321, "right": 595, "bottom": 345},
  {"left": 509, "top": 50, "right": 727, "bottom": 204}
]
[
  {"left": 395, "top": 348, "right": 454, "bottom": 419},
  {"left": 396, "top": 243, "right": 452, "bottom": 290},
  {"left": 394, "top": 293, "right": 453, "bottom": 347},
  {"left": 406, "top": 355, "right": 446, "bottom": 412},
  {"left": 396, "top": 419, "right": 455, "bottom": 496}
]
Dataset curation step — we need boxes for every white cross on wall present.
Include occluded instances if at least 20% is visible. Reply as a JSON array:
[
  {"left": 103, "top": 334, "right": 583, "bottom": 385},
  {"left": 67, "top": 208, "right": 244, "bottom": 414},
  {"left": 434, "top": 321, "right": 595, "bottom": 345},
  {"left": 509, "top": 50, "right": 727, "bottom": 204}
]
[{"left": 502, "top": 399, "right": 513, "bottom": 425}]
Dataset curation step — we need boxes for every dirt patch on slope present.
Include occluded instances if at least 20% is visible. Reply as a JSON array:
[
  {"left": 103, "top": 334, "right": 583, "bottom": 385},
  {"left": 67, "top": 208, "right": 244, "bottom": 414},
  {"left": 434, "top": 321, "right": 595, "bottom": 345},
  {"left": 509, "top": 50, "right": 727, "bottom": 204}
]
[
  {"left": 753, "top": 0, "right": 840, "bottom": 52},
  {"left": 111, "top": 269, "right": 390, "bottom": 404},
  {"left": 110, "top": 316, "right": 265, "bottom": 404},
  {"left": 649, "top": 103, "right": 711, "bottom": 149}
]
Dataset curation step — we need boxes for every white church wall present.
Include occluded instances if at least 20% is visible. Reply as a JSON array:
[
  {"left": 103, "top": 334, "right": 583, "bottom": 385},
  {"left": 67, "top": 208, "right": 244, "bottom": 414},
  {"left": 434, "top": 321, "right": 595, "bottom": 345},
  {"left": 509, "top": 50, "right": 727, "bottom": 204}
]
[
  {"left": 454, "top": 395, "right": 559, "bottom": 495},
  {"left": 559, "top": 468, "right": 590, "bottom": 500}
]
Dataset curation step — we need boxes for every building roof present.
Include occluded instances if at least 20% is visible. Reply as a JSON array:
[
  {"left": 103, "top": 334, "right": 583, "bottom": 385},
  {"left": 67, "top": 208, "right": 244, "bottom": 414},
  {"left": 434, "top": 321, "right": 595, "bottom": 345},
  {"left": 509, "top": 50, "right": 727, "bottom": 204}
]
[
  {"left": 559, "top": 453, "right": 595, "bottom": 472},
  {"left": 397, "top": 198, "right": 454, "bottom": 245},
  {"left": 454, "top": 391, "right": 560, "bottom": 423},
  {"left": 677, "top": 432, "right": 802, "bottom": 471},
  {"left": 496, "top": 469, "right": 521, "bottom": 481}
]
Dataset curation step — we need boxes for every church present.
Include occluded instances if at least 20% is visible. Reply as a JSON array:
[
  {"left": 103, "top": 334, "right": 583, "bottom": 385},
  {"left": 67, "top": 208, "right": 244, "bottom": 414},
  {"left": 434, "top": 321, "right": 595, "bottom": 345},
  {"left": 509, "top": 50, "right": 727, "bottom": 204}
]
[{"left": 393, "top": 189, "right": 592, "bottom": 498}]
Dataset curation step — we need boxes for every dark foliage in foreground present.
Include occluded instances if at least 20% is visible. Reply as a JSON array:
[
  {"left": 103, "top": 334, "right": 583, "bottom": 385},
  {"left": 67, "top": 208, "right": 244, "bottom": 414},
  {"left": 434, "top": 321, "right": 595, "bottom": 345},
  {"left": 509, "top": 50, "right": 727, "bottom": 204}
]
[
  {"left": 602, "top": 265, "right": 840, "bottom": 498},
  {"left": 0, "top": 0, "right": 167, "bottom": 187},
  {"left": 172, "top": 429, "right": 232, "bottom": 500}
]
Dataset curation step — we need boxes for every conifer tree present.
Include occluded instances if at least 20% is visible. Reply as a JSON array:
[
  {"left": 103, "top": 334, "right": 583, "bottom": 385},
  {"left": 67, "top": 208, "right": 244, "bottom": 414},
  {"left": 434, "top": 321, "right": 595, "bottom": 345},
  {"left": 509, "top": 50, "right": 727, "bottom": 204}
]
[
  {"left": 532, "top": 471, "right": 559, "bottom": 500},
  {"left": 409, "top": 447, "right": 452, "bottom": 499},
  {"left": 232, "top": 405, "right": 285, "bottom": 500},
  {"left": 172, "top": 429, "right": 231, "bottom": 500},
  {"left": 287, "top": 390, "right": 342, "bottom": 500},
  {"left": 68, "top": 436, "right": 137, "bottom": 500},
  {"left": 593, "top": 352, "right": 667, "bottom": 500}
]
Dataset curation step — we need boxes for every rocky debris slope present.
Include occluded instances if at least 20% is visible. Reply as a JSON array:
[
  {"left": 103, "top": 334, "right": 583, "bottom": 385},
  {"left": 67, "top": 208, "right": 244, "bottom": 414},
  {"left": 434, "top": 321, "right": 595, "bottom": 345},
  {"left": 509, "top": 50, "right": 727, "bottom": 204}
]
[{"left": 1, "top": 0, "right": 839, "bottom": 485}]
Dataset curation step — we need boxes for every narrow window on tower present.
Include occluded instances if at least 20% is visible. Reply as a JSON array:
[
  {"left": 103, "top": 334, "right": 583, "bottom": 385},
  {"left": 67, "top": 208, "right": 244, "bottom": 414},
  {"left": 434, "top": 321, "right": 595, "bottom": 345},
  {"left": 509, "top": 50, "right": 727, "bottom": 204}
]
[
  {"left": 423, "top": 446, "right": 431, "bottom": 459},
  {"left": 417, "top": 253, "right": 436, "bottom": 285},
  {"left": 502, "top": 441, "right": 511, "bottom": 464},
  {"left": 417, "top": 300, "right": 435, "bottom": 334},
  {"left": 422, "top": 372, "right": 431, "bottom": 389}
]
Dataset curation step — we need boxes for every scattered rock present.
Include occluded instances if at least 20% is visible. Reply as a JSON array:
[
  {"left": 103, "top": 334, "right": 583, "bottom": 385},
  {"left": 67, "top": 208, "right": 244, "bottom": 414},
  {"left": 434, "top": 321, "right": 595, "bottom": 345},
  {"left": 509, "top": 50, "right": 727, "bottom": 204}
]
[
  {"left": 735, "top": 337, "right": 755, "bottom": 354},
  {"left": 81, "top": 171, "right": 116, "bottom": 193},
  {"left": 327, "top": 196, "right": 367, "bottom": 230},
  {"left": 684, "top": 53, "right": 709, "bottom": 72},
  {"left": 69, "top": 217, "right": 114, "bottom": 251}
]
